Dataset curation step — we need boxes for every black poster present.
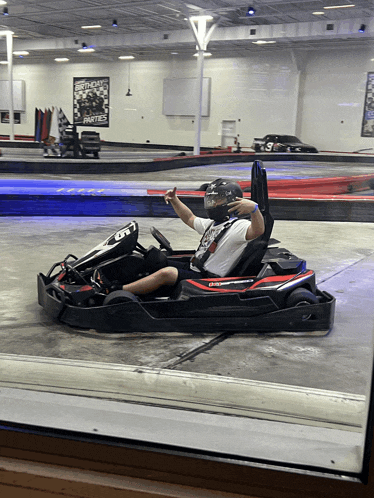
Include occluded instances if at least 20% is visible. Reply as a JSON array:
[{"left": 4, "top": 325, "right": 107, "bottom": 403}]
[
  {"left": 73, "top": 76, "right": 109, "bottom": 127},
  {"left": 361, "top": 72, "right": 374, "bottom": 137}
]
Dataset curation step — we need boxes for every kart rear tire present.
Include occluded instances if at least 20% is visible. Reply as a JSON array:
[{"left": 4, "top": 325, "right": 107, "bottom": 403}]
[
  {"left": 286, "top": 288, "right": 319, "bottom": 308},
  {"left": 103, "top": 290, "right": 139, "bottom": 305}
]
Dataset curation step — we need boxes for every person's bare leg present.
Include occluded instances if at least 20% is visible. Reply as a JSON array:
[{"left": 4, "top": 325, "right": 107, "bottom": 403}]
[{"left": 122, "top": 267, "right": 178, "bottom": 295}]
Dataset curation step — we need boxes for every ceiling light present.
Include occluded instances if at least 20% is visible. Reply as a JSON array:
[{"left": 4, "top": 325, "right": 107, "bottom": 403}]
[
  {"left": 13, "top": 51, "right": 29, "bottom": 56},
  {"left": 246, "top": 6, "right": 256, "bottom": 17},
  {"left": 55, "top": 58, "right": 69, "bottom": 62},
  {"left": 81, "top": 25, "right": 101, "bottom": 29},
  {"left": 359, "top": 24, "right": 366, "bottom": 33},
  {"left": 118, "top": 55, "right": 135, "bottom": 60},
  {"left": 0, "top": 1, "right": 7, "bottom": 5},
  {"left": 193, "top": 52, "right": 212, "bottom": 57},
  {"left": 252, "top": 40, "right": 276, "bottom": 45},
  {"left": 313, "top": 11, "right": 325, "bottom": 15},
  {"left": 78, "top": 44, "right": 95, "bottom": 53},
  {"left": 323, "top": 4, "right": 355, "bottom": 9},
  {"left": 0, "top": 60, "right": 8, "bottom": 64},
  {"left": 3, "top": 6, "right": 8, "bottom": 15},
  {"left": 112, "top": 19, "right": 117, "bottom": 27}
]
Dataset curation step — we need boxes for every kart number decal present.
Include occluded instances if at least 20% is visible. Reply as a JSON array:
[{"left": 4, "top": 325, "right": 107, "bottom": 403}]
[
  {"left": 265, "top": 142, "right": 274, "bottom": 151},
  {"left": 114, "top": 223, "right": 135, "bottom": 242}
]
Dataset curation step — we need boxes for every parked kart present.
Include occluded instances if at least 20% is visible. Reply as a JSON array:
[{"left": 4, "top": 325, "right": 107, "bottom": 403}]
[
  {"left": 252, "top": 134, "right": 318, "bottom": 153},
  {"left": 37, "top": 161, "right": 334, "bottom": 334}
]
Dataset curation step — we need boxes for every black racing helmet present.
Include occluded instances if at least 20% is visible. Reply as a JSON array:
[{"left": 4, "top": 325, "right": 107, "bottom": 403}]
[{"left": 204, "top": 178, "right": 243, "bottom": 222}]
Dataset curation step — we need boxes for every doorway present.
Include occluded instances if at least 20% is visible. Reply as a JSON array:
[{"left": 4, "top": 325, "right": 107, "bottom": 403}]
[{"left": 221, "top": 120, "right": 236, "bottom": 148}]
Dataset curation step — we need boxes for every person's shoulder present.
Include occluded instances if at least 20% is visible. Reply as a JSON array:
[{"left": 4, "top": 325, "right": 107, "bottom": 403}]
[
  {"left": 194, "top": 217, "right": 212, "bottom": 231},
  {"left": 233, "top": 217, "right": 251, "bottom": 227}
]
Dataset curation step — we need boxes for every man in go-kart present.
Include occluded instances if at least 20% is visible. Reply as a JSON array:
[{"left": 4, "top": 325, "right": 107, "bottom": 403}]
[{"left": 94, "top": 179, "right": 264, "bottom": 295}]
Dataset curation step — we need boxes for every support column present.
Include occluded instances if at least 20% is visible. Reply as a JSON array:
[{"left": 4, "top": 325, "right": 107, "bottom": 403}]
[
  {"left": 6, "top": 31, "right": 14, "bottom": 141},
  {"left": 194, "top": 49, "right": 204, "bottom": 156},
  {"left": 188, "top": 15, "right": 218, "bottom": 156}
]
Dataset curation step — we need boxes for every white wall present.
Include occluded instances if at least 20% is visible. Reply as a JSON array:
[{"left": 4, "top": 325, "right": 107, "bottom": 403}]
[
  {"left": 300, "top": 48, "right": 374, "bottom": 152},
  {"left": 0, "top": 47, "right": 373, "bottom": 152}
]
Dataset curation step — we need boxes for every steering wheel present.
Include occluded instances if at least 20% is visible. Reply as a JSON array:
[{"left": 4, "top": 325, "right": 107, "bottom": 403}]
[{"left": 150, "top": 227, "right": 173, "bottom": 254}]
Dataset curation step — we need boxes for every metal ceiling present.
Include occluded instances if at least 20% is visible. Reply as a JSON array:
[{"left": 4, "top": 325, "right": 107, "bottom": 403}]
[{"left": 0, "top": 1, "right": 374, "bottom": 63}]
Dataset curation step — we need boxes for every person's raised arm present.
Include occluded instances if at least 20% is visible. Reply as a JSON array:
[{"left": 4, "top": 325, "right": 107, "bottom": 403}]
[
  {"left": 228, "top": 197, "right": 265, "bottom": 240},
  {"left": 164, "top": 187, "right": 196, "bottom": 229}
]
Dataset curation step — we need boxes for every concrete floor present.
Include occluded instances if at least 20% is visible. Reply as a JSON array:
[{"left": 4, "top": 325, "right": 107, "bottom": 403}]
[
  {"left": 1, "top": 215, "right": 373, "bottom": 397},
  {"left": 2, "top": 145, "right": 374, "bottom": 184}
]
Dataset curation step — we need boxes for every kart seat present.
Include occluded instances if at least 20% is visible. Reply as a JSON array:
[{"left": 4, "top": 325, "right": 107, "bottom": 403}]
[{"left": 227, "top": 160, "right": 274, "bottom": 277}]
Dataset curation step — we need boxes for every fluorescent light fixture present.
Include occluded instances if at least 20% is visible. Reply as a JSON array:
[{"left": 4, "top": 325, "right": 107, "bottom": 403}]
[
  {"left": 0, "top": 1, "right": 7, "bottom": 5},
  {"left": 81, "top": 25, "right": 101, "bottom": 29},
  {"left": 324, "top": 4, "right": 355, "bottom": 9},
  {"left": 78, "top": 47, "right": 95, "bottom": 52},
  {"left": 313, "top": 11, "right": 325, "bottom": 15},
  {"left": 55, "top": 58, "right": 69, "bottom": 62},
  {"left": 252, "top": 40, "right": 276, "bottom": 45},
  {"left": 13, "top": 50, "right": 29, "bottom": 55},
  {"left": 0, "top": 60, "right": 8, "bottom": 64},
  {"left": 118, "top": 55, "right": 135, "bottom": 60},
  {"left": 190, "top": 15, "right": 213, "bottom": 22},
  {"left": 246, "top": 6, "right": 256, "bottom": 17},
  {"left": 193, "top": 52, "right": 212, "bottom": 56}
]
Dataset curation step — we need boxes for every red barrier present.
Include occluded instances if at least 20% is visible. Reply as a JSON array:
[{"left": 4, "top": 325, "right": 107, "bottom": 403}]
[
  {"left": 238, "top": 174, "right": 374, "bottom": 195},
  {"left": 147, "top": 188, "right": 374, "bottom": 202}
]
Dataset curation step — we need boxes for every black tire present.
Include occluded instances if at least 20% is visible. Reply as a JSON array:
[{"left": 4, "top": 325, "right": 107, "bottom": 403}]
[
  {"left": 103, "top": 290, "right": 138, "bottom": 305},
  {"left": 286, "top": 288, "right": 319, "bottom": 308}
]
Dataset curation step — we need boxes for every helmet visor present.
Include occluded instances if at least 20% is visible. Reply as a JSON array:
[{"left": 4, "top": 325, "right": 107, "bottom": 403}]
[{"left": 204, "top": 190, "right": 229, "bottom": 210}]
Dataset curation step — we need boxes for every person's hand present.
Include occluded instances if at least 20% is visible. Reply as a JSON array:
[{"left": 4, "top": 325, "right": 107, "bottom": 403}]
[
  {"left": 228, "top": 197, "right": 258, "bottom": 216},
  {"left": 164, "top": 186, "right": 177, "bottom": 204}
]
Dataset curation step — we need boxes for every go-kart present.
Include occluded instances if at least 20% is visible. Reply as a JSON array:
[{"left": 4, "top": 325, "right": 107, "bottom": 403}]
[{"left": 37, "top": 161, "right": 335, "bottom": 334}]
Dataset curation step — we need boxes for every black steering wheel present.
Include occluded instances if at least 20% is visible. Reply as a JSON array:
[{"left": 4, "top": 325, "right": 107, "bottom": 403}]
[{"left": 150, "top": 227, "right": 173, "bottom": 253}]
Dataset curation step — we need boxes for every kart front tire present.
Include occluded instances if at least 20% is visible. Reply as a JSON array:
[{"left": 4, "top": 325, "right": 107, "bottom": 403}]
[
  {"left": 286, "top": 288, "right": 319, "bottom": 308},
  {"left": 103, "top": 290, "right": 139, "bottom": 305}
]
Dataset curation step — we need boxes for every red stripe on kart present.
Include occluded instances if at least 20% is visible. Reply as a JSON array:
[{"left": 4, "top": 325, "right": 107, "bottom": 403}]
[
  {"left": 249, "top": 270, "right": 314, "bottom": 289},
  {"left": 185, "top": 270, "right": 313, "bottom": 293}
]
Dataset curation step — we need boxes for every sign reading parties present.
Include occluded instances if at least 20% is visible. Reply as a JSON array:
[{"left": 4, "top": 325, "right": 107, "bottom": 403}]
[{"left": 73, "top": 77, "right": 110, "bottom": 127}]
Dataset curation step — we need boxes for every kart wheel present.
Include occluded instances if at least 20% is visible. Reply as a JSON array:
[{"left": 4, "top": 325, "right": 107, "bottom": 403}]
[
  {"left": 286, "top": 288, "right": 319, "bottom": 321},
  {"left": 286, "top": 288, "right": 319, "bottom": 308},
  {"left": 103, "top": 290, "right": 139, "bottom": 305}
]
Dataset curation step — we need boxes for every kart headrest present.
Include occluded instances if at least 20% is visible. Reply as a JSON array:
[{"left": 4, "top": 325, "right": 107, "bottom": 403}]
[{"left": 228, "top": 161, "right": 274, "bottom": 277}]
